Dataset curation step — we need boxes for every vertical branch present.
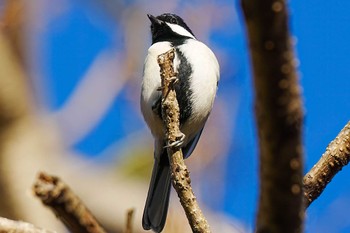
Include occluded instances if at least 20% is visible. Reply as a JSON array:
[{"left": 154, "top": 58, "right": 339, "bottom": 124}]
[
  {"left": 124, "top": 209, "right": 134, "bottom": 233},
  {"left": 0, "top": 1, "right": 45, "bottom": 222},
  {"left": 241, "top": 0, "right": 304, "bottom": 233},
  {"left": 157, "top": 49, "right": 211, "bottom": 233},
  {"left": 304, "top": 121, "right": 350, "bottom": 207},
  {"left": 1, "top": 0, "right": 27, "bottom": 67},
  {"left": 0, "top": 31, "right": 32, "bottom": 219}
]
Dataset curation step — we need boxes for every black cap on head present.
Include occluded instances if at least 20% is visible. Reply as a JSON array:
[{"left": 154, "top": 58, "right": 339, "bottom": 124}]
[
  {"left": 147, "top": 13, "right": 195, "bottom": 44},
  {"left": 155, "top": 13, "right": 194, "bottom": 36}
]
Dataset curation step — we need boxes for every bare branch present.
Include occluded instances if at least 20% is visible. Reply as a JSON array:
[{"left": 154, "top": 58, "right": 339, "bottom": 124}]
[
  {"left": 0, "top": 31, "right": 33, "bottom": 219},
  {"left": 241, "top": 0, "right": 304, "bottom": 232},
  {"left": 304, "top": 121, "right": 350, "bottom": 207},
  {"left": 157, "top": 48, "right": 211, "bottom": 233},
  {"left": 0, "top": 217, "right": 55, "bottom": 233},
  {"left": 32, "top": 172, "right": 107, "bottom": 233},
  {"left": 124, "top": 208, "right": 134, "bottom": 233},
  {"left": 1, "top": 0, "right": 27, "bottom": 67}
]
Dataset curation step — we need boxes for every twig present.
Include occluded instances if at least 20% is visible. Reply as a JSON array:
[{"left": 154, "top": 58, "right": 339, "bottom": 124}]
[
  {"left": 124, "top": 208, "right": 134, "bottom": 233},
  {"left": 32, "top": 172, "right": 107, "bottom": 233},
  {"left": 241, "top": 1, "right": 304, "bottom": 233},
  {"left": 2, "top": 0, "right": 27, "bottom": 67},
  {"left": 0, "top": 216, "right": 55, "bottom": 233},
  {"left": 303, "top": 121, "right": 350, "bottom": 207},
  {"left": 157, "top": 48, "right": 211, "bottom": 233}
]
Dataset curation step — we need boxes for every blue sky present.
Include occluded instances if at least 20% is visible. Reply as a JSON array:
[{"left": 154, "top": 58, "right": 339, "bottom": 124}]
[
  {"left": 290, "top": 2, "right": 350, "bottom": 232},
  {"left": 39, "top": 1, "right": 350, "bottom": 232}
]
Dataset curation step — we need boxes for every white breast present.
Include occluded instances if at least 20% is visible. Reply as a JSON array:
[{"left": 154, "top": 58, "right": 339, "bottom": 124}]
[
  {"left": 177, "top": 40, "right": 220, "bottom": 138},
  {"left": 141, "top": 39, "right": 220, "bottom": 143}
]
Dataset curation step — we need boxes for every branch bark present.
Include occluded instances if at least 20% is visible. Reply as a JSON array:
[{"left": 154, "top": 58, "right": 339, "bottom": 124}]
[
  {"left": 157, "top": 48, "right": 211, "bottom": 233},
  {"left": 303, "top": 121, "right": 350, "bottom": 207},
  {"left": 33, "top": 172, "right": 107, "bottom": 233},
  {"left": 241, "top": 1, "right": 304, "bottom": 233}
]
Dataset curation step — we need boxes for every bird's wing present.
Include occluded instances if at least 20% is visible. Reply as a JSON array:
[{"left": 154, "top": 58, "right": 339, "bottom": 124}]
[{"left": 182, "top": 127, "right": 204, "bottom": 159}]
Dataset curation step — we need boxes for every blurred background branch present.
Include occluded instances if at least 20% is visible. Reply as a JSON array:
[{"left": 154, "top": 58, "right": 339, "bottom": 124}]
[
  {"left": 0, "top": 217, "right": 55, "bottom": 233},
  {"left": 33, "top": 172, "right": 107, "bottom": 233},
  {"left": 0, "top": 0, "right": 35, "bottom": 219},
  {"left": 1, "top": 0, "right": 27, "bottom": 67},
  {"left": 241, "top": 0, "right": 304, "bottom": 232}
]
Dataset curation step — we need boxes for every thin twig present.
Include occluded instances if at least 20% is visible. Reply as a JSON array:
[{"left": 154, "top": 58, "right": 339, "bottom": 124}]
[
  {"left": 124, "top": 208, "right": 134, "bottom": 233},
  {"left": 157, "top": 48, "right": 211, "bottom": 233},
  {"left": 303, "top": 121, "right": 350, "bottom": 207},
  {"left": 0, "top": 216, "right": 55, "bottom": 233},
  {"left": 33, "top": 172, "right": 107, "bottom": 233},
  {"left": 1, "top": 0, "right": 27, "bottom": 67},
  {"left": 241, "top": 0, "right": 304, "bottom": 232}
]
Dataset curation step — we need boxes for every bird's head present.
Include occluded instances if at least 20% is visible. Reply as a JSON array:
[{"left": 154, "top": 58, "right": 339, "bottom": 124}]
[{"left": 147, "top": 13, "right": 196, "bottom": 44}]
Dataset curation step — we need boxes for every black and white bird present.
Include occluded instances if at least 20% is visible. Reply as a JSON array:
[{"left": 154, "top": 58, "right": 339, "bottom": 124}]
[{"left": 141, "top": 13, "right": 220, "bottom": 232}]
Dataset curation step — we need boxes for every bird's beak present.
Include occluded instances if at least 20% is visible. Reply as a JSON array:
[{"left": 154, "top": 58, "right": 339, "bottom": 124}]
[{"left": 147, "top": 14, "right": 163, "bottom": 26}]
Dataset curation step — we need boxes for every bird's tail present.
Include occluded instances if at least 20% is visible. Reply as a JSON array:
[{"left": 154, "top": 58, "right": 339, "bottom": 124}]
[{"left": 142, "top": 150, "right": 172, "bottom": 233}]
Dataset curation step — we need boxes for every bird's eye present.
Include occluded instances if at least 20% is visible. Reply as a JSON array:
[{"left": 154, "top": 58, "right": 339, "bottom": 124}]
[{"left": 170, "top": 18, "right": 177, "bottom": 24}]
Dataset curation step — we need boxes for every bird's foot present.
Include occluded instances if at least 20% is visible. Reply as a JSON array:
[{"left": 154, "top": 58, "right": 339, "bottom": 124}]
[
  {"left": 156, "top": 76, "right": 179, "bottom": 92},
  {"left": 169, "top": 76, "right": 179, "bottom": 85},
  {"left": 164, "top": 132, "right": 185, "bottom": 148}
]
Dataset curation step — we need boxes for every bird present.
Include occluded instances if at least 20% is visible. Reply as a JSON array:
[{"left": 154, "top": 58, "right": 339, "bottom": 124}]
[{"left": 140, "top": 13, "right": 220, "bottom": 232}]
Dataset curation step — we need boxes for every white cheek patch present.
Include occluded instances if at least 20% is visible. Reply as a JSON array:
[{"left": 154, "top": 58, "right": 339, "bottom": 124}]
[{"left": 166, "top": 23, "right": 195, "bottom": 39}]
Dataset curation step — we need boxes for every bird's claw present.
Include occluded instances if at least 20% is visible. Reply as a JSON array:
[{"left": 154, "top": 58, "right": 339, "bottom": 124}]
[
  {"left": 164, "top": 132, "right": 185, "bottom": 148},
  {"left": 169, "top": 76, "right": 179, "bottom": 84},
  {"left": 156, "top": 77, "right": 179, "bottom": 91}
]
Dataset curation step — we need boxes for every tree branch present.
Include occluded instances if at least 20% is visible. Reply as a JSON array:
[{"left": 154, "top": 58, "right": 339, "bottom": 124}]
[
  {"left": 241, "top": 1, "right": 304, "bottom": 233},
  {"left": 0, "top": 217, "right": 55, "bottom": 233},
  {"left": 32, "top": 172, "right": 107, "bottom": 233},
  {"left": 303, "top": 121, "right": 350, "bottom": 207},
  {"left": 157, "top": 48, "right": 211, "bottom": 233},
  {"left": 124, "top": 208, "right": 134, "bottom": 233},
  {"left": 0, "top": 30, "right": 33, "bottom": 219}
]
